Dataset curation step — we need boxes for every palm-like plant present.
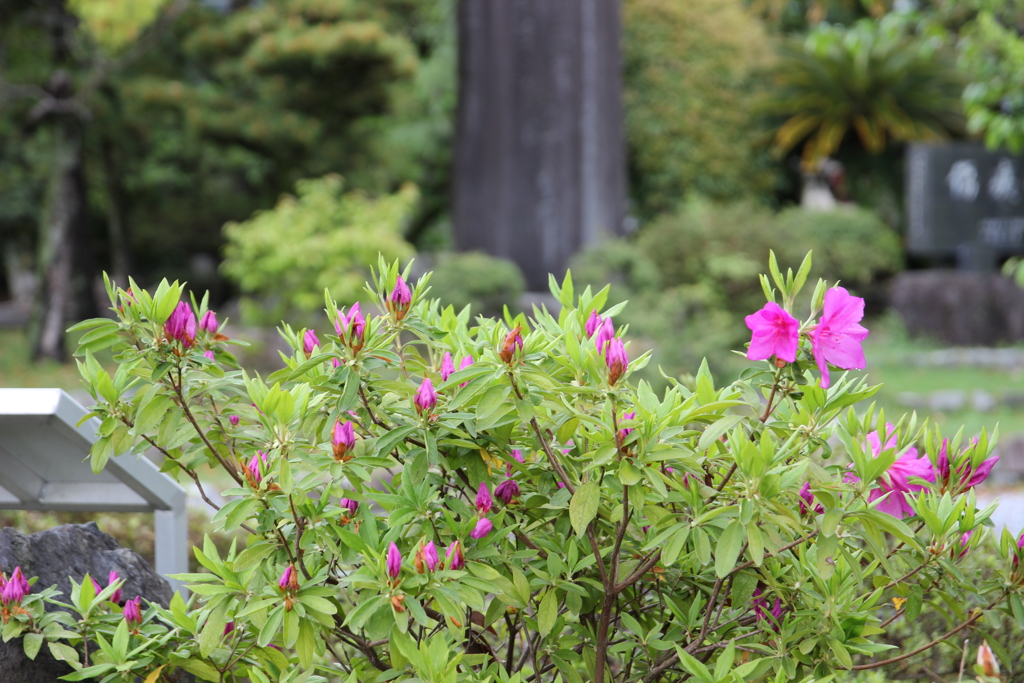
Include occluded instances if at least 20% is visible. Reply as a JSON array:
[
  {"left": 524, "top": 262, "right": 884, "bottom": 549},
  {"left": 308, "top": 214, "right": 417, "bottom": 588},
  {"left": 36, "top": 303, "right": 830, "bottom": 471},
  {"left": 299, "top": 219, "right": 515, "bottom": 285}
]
[{"left": 769, "top": 16, "right": 964, "bottom": 166}]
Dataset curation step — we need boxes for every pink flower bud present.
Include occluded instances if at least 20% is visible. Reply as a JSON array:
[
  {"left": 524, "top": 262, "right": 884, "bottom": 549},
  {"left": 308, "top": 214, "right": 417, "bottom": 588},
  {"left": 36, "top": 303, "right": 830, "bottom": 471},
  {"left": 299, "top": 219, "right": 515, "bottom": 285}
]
[
  {"left": 595, "top": 316, "right": 614, "bottom": 353},
  {"left": 507, "top": 448, "right": 524, "bottom": 475},
  {"left": 476, "top": 482, "right": 493, "bottom": 514},
  {"left": 203, "top": 350, "right": 215, "bottom": 361},
  {"left": 123, "top": 596, "right": 142, "bottom": 625},
  {"left": 585, "top": 310, "right": 604, "bottom": 338},
  {"left": 336, "top": 303, "right": 366, "bottom": 350},
  {"left": 303, "top": 329, "right": 319, "bottom": 355},
  {"left": 446, "top": 540, "right": 465, "bottom": 570},
  {"left": 90, "top": 575, "right": 101, "bottom": 595},
  {"left": 229, "top": 415, "right": 240, "bottom": 426},
  {"left": 339, "top": 496, "right": 359, "bottom": 515},
  {"left": 470, "top": 517, "right": 493, "bottom": 539},
  {"left": 499, "top": 326, "right": 524, "bottom": 364},
  {"left": 604, "top": 338, "right": 628, "bottom": 385},
  {"left": 441, "top": 352, "right": 455, "bottom": 381},
  {"left": 278, "top": 565, "right": 296, "bottom": 592},
  {"left": 798, "top": 482, "right": 824, "bottom": 515},
  {"left": 458, "top": 355, "right": 474, "bottom": 387},
  {"left": 423, "top": 541, "right": 439, "bottom": 572},
  {"left": 388, "top": 276, "right": 412, "bottom": 320},
  {"left": 387, "top": 542, "right": 402, "bottom": 578},
  {"left": 200, "top": 310, "right": 218, "bottom": 333},
  {"left": 332, "top": 420, "right": 356, "bottom": 461},
  {"left": 108, "top": 570, "right": 122, "bottom": 604},
  {"left": 224, "top": 621, "right": 235, "bottom": 636},
  {"left": 414, "top": 377, "right": 437, "bottom": 414},
  {"left": 245, "top": 451, "right": 267, "bottom": 484},
  {"left": 1, "top": 567, "right": 28, "bottom": 604},
  {"left": 495, "top": 478, "right": 520, "bottom": 504},
  {"left": 165, "top": 302, "right": 197, "bottom": 347}
]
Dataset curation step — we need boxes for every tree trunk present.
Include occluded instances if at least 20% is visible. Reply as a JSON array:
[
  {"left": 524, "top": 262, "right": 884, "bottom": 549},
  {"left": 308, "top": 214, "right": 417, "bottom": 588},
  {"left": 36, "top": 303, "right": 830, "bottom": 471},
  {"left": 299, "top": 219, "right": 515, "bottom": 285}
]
[
  {"left": 32, "top": 117, "right": 93, "bottom": 362},
  {"left": 453, "top": 0, "right": 627, "bottom": 290}
]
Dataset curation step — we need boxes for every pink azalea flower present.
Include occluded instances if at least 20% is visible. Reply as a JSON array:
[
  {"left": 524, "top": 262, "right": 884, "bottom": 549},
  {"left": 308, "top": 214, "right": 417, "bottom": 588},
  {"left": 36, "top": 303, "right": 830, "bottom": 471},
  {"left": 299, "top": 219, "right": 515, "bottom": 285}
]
[
  {"left": 585, "top": 310, "right": 604, "bottom": 338},
  {"left": 798, "top": 482, "right": 824, "bottom": 515},
  {"left": 199, "top": 310, "right": 218, "bottom": 334},
  {"left": 303, "top": 329, "right": 320, "bottom": 355},
  {"left": 861, "top": 427, "right": 935, "bottom": 519},
  {"left": 745, "top": 302, "right": 800, "bottom": 363},
  {"left": 108, "top": 570, "right": 122, "bottom": 604},
  {"left": 595, "top": 316, "right": 615, "bottom": 353},
  {"left": 619, "top": 410, "right": 637, "bottom": 445},
  {"left": 752, "top": 587, "right": 782, "bottom": 631},
  {"left": 446, "top": 541, "right": 465, "bottom": 570},
  {"left": 123, "top": 596, "right": 142, "bottom": 625},
  {"left": 332, "top": 420, "right": 356, "bottom": 460},
  {"left": 604, "top": 338, "right": 628, "bottom": 385},
  {"left": 458, "top": 355, "right": 474, "bottom": 387},
  {"left": 422, "top": 541, "right": 439, "bottom": 572},
  {"left": 811, "top": 287, "right": 869, "bottom": 389},
  {"left": 388, "top": 276, "right": 412, "bottom": 320},
  {"left": 495, "top": 479, "right": 520, "bottom": 504},
  {"left": 165, "top": 302, "right": 197, "bottom": 347}
]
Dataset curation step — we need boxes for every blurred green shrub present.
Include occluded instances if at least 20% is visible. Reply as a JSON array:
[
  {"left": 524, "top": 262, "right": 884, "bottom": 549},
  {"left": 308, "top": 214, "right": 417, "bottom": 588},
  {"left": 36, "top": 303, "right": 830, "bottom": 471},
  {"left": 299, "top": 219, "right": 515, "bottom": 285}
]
[
  {"left": 574, "top": 199, "right": 902, "bottom": 380},
  {"left": 427, "top": 251, "right": 525, "bottom": 318},
  {"left": 623, "top": 0, "right": 779, "bottom": 216},
  {"left": 221, "top": 174, "right": 417, "bottom": 324}
]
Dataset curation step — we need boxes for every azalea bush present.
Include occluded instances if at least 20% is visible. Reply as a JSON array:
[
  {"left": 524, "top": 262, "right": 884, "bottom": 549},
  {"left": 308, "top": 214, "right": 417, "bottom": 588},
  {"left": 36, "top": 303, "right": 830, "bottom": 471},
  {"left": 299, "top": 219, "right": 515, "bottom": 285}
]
[{"left": 4, "top": 254, "right": 1023, "bottom": 683}]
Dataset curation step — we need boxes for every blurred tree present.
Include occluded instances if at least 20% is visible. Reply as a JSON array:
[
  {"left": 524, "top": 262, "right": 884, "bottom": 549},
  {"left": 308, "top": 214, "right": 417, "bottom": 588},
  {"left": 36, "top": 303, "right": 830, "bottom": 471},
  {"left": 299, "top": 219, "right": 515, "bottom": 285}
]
[
  {"left": 623, "top": 0, "right": 779, "bottom": 216},
  {"left": 0, "top": 0, "right": 184, "bottom": 361},
  {"left": 768, "top": 15, "right": 964, "bottom": 168}
]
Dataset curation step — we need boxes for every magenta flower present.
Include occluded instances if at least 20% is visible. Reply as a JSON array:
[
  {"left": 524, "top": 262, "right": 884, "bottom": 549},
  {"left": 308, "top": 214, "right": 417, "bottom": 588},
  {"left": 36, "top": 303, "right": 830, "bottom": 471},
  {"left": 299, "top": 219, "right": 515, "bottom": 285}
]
[
  {"left": 123, "top": 596, "right": 142, "bottom": 625},
  {"left": 936, "top": 439, "right": 998, "bottom": 490},
  {"left": 470, "top": 517, "right": 493, "bottom": 539},
  {"left": 108, "top": 570, "right": 122, "bottom": 604},
  {"left": 446, "top": 541, "right": 465, "bottom": 570},
  {"left": 811, "top": 287, "right": 869, "bottom": 389},
  {"left": 495, "top": 479, "right": 520, "bottom": 504},
  {"left": 339, "top": 496, "right": 359, "bottom": 516},
  {"left": 458, "top": 355, "right": 474, "bottom": 386},
  {"left": 199, "top": 310, "right": 218, "bottom": 334},
  {"left": 798, "top": 482, "right": 824, "bottom": 515},
  {"left": 229, "top": 415, "right": 240, "bottom": 427},
  {"left": 476, "top": 482, "right": 493, "bottom": 514},
  {"left": 604, "top": 338, "right": 629, "bottom": 385},
  {"left": 619, "top": 410, "right": 637, "bottom": 445},
  {"left": 1014, "top": 533, "right": 1024, "bottom": 568},
  {"left": 336, "top": 303, "right": 366, "bottom": 350},
  {"left": 203, "top": 350, "right": 215, "bottom": 361},
  {"left": 278, "top": 565, "right": 297, "bottom": 592},
  {"left": 303, "top": 329, "right": 319, "bottom": 355},
  {"left": 585, "top": 310, "right": 604, "bottom": 338},
  {"left": 224, "top": 621, "right": 235, "bottom": 636},
  {"left": 89, "top": 575, "right": 102, "bottom": 595},
  {"left": 953, "top": 530, "right": 972, "bottom": 560},
  {"left": 414, "top": 377, "right": 437, "bottom": 414},
  {"left": 752, "top": 588, "right": 782, "bottom": 631},
  {"left": 388, "top": 276, "right": 412, "bottom": 320},
  {"left": 422, "top": 541, "right": 439, "bottom": 572},
  {"left": 595, "top": 316, "right": 615, "bottom": 353},
  {"left": 387, "top": 542, "right": 402, "bottom": 578},
  {"left": 441, "top": 352, "right": 455, "bottom": 382},
  {"left": 507, "top": 448, "right": 525, "bottom": 475},
  {"left": 745, "top": 302, "right": 800, "bottom": 363},
  {"left": 860, "top": 427, "right": 936, "bottom": 519},
  {"left": 164, "top": 302, "right": 197, "bottom": 347},
  {"left": 332, "top": 420, "right": 356, "bottom": 461}
]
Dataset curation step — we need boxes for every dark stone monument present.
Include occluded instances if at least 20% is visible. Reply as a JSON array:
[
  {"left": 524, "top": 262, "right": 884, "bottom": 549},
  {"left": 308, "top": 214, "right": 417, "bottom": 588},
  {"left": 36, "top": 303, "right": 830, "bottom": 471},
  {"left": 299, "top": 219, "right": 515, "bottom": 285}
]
[
  {"left": 0, "top": 523, "right": 175, "bottom": 683},
  {"left": 907, "top": 142, "right": 1024, "bottom": 268},
  {"left": 453, "top": 0, "right": 627, "bottom": 290}
]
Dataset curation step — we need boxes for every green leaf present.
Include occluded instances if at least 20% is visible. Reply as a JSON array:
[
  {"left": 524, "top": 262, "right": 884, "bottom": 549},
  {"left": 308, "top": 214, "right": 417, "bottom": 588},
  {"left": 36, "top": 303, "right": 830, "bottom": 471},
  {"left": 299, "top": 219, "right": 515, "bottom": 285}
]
[
  {"left": 200, "top": 601, "right": 228, "bottom": 658},
  {"left": 537, "top": 590, "right": 558, "bottom": 637},
  {"left": 569, "top": 482, "right": 601, "bottom": 536},
  {"left": 22, "top": 633, "right": 42, "bottom": 661},
  {"left": 715, "top": 520, "right": 744, "bottom": 578},
  {"left": 618, "top": 461, "right": 642, "bottom": 486}
]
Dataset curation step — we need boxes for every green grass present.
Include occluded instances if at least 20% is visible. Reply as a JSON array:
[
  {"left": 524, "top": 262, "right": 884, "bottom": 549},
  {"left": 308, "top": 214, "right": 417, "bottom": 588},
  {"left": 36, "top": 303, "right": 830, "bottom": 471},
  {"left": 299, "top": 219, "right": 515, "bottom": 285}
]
[{"left": 0, "top": 329, "right": 94, "bottom": 391}]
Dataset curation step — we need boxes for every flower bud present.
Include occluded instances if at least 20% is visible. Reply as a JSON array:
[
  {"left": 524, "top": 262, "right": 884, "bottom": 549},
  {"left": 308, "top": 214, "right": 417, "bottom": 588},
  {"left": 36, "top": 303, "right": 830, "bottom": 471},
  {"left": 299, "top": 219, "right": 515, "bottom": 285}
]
[
  {"left": 224, "top": 621, "right": 235, "bottom": 636},
  {"left": 476, "top": 482, "right": 493, "bottom": 514},
  {"left": 604, "top": 338, "right": 629, "bottom": 385},
  {"left": 500, "top": 326, "right": 523, "bottom": 364},
  {"left": 618, "top": 410, "right": 636, "bottom": 446},
  {"left": 229, "top": 415, "right": 240, "bottom": 427},
  {"left": 470, "top": 517, "right": 493, "bottom": 539},
  {"left": 495, "top": 478, "right": 520, "bottom": 504},
  {"left": 387, "top": 542, "right": 402, "bottom": 579},
  {"left": 1, "top": 567, "right": 28, "bottom": 605},
  {"left": 585, "top": 310, "right": 604, "bottom": 338},
  {"left": 203, "top": 350, "right": 215, "bottom": 361},
  {"left": 445, "top": 541, "right": 465, "bottom": 570},
  {"left": 798, "top": 482, "right": 824, "bottom": 515},
  {"left": 200, "top": 310, "right": 218, "bottom": 334},
  {"left": 108, "top": 570, "right": 122, "bottom": 605},
  {"left": 422, "top": 541, "right": 439, "bottom": 572},
  {"left": 441, "top": 352, "right": 455, "bottom": 382},
  {"left": 245, "top": 451, "right": 268, "bottom": 485},
  {"left": 278, "top": 565, "right": 298, "bottom": 592},
  {"left": 123, "top": 596, "right": 142, "bottom": 625},
  {"left": 303, "top": 329, "right": 319, "bottom": 356},
  {"left": 414, "top": 377, "right": 437, "bottom": 414},
  {"left": 594, "top": 316, "right": 614, "bottom": 353},
  {"left": 458, "top": 355, "right": 474, "bottom": 387},
  {"left": 336, "top": 303, "right": 366, "bottom": 351},
  {"left": 165, "top": 302, "right": 197, "bottom": 348},
  {"left": 339, "top": 497, "right": 359, "bottom": 516},
  {"left": 332, "top": 420, "right": 356, "bottom": 461},
  {"left": 507, "top": 448, "right": 524, "bottom": 475},
  {"left": 977, "top": 640, "right": 1000, "bottom": 677},
  {"left": 387, "top": 276, "right": 412, "bottom": 320}
]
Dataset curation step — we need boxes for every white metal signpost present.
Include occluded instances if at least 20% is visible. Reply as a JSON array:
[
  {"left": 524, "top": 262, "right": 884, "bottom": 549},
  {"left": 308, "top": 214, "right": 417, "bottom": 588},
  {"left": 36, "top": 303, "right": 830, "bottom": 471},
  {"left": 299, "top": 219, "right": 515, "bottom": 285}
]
[{"left": 0, "top": 388, "right": 188, "bottom": 593}]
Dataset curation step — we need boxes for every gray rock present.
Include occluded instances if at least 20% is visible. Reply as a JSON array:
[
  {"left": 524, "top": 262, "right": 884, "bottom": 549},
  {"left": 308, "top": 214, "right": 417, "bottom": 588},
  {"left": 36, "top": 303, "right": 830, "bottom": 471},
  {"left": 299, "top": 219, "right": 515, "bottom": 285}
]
[
  {"left": 0, "top": 523, "right": 175, "bottom": 683},
  {"left": 971, "top": 389, "right": 998, "bottom": 413},
  {"left": 928, "top": 390, "right": 966, "bottom": 412}
]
